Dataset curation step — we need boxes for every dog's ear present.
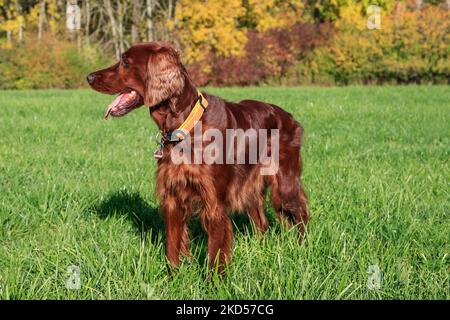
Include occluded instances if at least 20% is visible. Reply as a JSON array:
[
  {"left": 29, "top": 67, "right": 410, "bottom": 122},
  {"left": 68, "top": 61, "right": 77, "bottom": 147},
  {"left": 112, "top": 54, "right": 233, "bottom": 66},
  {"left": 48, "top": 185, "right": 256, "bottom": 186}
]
[{"left": 144, "top": 48, "right": 184, "bottom": 110}]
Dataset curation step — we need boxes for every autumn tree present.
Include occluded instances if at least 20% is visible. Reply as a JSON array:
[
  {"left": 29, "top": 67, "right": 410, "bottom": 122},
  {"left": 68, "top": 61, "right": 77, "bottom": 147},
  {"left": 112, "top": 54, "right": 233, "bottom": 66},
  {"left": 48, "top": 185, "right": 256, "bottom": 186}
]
[
  {"left": 0, "top": 0, "right": 25, "bottom": 44},
  {"left": 243, "top": 0, "right": 304, "bottom": 31},
  {"left": 173, "top": 0, "right": 247, "bottom": 65}
]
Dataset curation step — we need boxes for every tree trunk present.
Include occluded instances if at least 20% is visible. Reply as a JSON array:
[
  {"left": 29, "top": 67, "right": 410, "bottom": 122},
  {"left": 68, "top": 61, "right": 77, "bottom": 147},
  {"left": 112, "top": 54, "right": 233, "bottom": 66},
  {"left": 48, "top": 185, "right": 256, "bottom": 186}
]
[
  {"left": 38, "top": 1, "right": 46, "bottom": 42},
  {"left": 15, "top": 0, "right": 24, "bottom": 42},
  {"left": 168, "top": 0, "right": 173, "bottom": 20},
  {"left": 131, "top": 0, "right": 141, "bottom": 44},
  {"left": 77, "top": 30, "right": 81, "bottom": 51},
  {"left": 104, "top": 0, "right": 120, "bottom": 59},
  {"left": 85, "top": 0, "right": 91, "bottom": 45},
  {"left": 118, "top": 1, "right": 125, "bottom": 53},
  {"left": 6, "top": 30, "right": 12, "bottom": 44},
  {"left": 146, "top": 0, "right": 153, "bottom": 42},
  {"left": 18, "top": 20, "right": 24, "bottom": 42},
  {"left": 415, "top": 0, "right": 423, "bottom": 11}
]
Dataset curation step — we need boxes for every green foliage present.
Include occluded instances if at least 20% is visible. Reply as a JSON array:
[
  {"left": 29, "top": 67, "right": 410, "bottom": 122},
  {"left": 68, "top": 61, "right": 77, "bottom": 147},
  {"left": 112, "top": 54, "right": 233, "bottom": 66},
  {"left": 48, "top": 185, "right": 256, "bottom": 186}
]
[{"left": 0, "top": 87, "right": 448, "bottom": 299}]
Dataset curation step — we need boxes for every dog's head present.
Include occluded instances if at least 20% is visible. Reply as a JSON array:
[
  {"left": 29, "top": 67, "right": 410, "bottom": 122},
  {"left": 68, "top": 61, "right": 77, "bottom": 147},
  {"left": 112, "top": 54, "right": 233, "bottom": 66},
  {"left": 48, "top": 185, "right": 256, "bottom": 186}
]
[{"left": 87, "top": 42, "right": 185, "bottom": 118}]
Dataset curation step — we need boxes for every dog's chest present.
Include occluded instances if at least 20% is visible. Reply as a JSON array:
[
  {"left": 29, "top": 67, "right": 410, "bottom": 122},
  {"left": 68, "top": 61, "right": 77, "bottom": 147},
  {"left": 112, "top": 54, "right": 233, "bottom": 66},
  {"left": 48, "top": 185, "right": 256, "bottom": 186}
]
[{"left": 155, "top": 161, "right": 215, "bottom": 204}]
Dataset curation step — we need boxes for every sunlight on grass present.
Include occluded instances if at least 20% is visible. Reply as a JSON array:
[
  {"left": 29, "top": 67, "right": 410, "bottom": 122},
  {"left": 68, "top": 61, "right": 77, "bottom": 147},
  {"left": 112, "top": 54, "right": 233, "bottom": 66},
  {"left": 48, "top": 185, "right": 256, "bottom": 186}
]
[{"left": 0, "top": 86, "right": 449, "bottom": 299}]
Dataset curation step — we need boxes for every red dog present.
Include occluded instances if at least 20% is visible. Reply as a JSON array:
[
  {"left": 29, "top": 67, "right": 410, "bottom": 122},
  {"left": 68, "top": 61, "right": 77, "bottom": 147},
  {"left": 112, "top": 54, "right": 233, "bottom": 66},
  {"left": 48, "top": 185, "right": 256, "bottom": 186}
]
[{"left": 88, "top": 42, "right": 309, "bottom": 273}]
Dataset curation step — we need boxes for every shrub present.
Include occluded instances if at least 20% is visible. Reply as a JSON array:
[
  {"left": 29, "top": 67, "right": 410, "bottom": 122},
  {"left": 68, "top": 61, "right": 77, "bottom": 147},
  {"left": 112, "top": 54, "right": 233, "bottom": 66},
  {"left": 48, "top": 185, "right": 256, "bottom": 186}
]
[
  {"left": 304, "top": 2, "right": 450, "bottom": 85},
  {"left": 0, "top": 36, "right": 112, "bottom": 89},
  {"left": 187, "top": 22, "right": 332, "bottom": 86}
]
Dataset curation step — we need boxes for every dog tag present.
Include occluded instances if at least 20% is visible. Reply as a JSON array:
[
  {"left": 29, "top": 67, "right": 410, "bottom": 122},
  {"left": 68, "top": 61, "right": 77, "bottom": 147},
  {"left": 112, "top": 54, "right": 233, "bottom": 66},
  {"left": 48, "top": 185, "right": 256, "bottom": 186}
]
[{"left": 154, "top": 148, "right": 163, "bottom": 159}]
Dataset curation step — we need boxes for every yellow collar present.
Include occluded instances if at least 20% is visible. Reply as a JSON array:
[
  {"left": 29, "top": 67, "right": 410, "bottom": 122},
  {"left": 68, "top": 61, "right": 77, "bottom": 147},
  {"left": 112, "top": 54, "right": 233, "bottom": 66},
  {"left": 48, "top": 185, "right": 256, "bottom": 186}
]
[{"left": 171, "top": 91, "right": 208, "bottom": 141}]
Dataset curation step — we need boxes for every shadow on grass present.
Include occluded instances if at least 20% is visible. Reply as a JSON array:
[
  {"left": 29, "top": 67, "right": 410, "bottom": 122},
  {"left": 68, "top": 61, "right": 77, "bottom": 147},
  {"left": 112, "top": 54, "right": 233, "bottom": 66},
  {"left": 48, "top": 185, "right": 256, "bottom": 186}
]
[
  {"left": 94, "top": 189, "right": 165, "bottom": 244},
  {"left": 93, "top": 189, "right": 278, "bottom": 260}
]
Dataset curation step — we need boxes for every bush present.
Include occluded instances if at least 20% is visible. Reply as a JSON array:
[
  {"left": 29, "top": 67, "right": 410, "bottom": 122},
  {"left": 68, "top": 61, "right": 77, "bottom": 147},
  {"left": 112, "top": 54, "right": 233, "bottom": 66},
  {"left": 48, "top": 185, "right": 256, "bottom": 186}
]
[
  {"left": 0, "top": 36, "right": 112, "bottom": 89},
  {"left": 303, "top": 2, "right": 450, "bottom": 85},
  {"left": 0, "top": 2, "right": 448, "bottom": 88},
  {"left": 187, "top": 22, "right": 333, "bottom": 86}
]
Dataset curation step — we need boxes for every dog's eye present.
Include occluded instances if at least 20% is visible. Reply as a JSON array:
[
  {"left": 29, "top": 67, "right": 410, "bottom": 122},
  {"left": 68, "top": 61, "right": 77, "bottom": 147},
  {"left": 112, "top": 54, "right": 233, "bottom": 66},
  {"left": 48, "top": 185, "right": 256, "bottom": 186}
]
[{"left": 122, "top": 58, "right": 130, "bottom": 68}]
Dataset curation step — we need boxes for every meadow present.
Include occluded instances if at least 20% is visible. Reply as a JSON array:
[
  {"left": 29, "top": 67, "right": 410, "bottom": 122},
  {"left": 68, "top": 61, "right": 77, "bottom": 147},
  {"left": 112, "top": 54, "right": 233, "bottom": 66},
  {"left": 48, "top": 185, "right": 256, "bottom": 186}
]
[{"left": 0, "top": 86, "right": 448, "bottom": 299}]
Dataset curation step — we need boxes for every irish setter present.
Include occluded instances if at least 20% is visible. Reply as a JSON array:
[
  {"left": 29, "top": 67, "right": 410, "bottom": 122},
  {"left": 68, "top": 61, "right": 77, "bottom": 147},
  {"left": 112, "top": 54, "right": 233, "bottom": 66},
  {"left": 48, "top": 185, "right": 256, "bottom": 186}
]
[{"left": 87, "top": 42, "right": 309, "bottom": 273}]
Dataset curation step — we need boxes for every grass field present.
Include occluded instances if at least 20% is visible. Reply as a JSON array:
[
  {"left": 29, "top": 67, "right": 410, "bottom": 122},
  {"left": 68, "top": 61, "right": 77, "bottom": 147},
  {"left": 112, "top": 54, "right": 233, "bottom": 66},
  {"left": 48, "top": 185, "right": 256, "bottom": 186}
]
[{"left": 0, "top": 86, "right": 448, "bottom": 299}]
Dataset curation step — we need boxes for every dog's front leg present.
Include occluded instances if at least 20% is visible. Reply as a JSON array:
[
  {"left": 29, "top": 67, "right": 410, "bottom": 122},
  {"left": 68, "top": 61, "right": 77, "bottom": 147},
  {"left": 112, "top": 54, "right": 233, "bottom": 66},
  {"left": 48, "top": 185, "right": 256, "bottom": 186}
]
[
  {"left": 202, "top": 204, "right": 233, "bottom": 274},
  {"left": 163, "top": 196, "right": 189, "bottom": 268}
]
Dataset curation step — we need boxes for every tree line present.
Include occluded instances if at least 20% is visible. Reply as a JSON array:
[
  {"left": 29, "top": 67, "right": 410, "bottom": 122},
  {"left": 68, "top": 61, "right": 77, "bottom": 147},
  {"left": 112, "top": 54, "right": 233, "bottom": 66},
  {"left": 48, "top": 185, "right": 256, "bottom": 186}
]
[
  {"left": 0, "top": 0, "right": 178, "bottom": 59},
  {"left": 0, "top": 0, "right": 448, "bottom": 88}
]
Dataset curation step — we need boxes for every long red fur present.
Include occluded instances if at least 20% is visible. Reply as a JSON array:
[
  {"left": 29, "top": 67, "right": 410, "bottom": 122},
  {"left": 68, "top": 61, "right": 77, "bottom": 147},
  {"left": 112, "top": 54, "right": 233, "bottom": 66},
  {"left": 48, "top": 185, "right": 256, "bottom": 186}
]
[{"left": 88, "top": 42, "right": 309, "bottom": 274}]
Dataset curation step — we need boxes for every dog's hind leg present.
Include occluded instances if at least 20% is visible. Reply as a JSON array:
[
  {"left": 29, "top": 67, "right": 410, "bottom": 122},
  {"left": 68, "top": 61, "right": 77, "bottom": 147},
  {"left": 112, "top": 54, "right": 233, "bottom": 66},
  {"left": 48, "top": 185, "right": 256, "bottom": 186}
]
[
  {"left": 271, "top": 153, "right": 309, "bottom": 237},
  {"left": 180, "top": 220, "right": 191, "bottom": 258},
  {"left": 247, "top": 198, "right": 269, "bottom": 233}
]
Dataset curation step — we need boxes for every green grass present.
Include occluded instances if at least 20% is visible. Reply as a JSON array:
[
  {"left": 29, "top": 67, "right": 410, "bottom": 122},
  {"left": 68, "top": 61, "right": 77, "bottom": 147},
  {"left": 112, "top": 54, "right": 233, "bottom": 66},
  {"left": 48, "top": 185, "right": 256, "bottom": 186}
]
[{"left": 0, "top": 86, "right": 449, "bottom": 299}]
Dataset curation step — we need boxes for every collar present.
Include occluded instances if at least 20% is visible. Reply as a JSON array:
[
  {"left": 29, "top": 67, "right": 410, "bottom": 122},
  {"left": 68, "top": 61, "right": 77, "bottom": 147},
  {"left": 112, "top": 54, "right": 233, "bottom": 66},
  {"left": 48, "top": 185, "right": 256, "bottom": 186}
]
[
  {"left": 154, "top": 91, "right": 208, "bottom": 159},
  {"left": 163, "top": 90, "right": 208, "bottom": 142}
]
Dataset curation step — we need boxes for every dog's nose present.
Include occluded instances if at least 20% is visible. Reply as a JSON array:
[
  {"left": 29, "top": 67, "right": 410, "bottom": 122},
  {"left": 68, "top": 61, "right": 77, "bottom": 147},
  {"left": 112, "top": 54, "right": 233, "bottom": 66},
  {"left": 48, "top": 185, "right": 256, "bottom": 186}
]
[{"left": 86, "top": 73, "right": 97, "bottom": 85}]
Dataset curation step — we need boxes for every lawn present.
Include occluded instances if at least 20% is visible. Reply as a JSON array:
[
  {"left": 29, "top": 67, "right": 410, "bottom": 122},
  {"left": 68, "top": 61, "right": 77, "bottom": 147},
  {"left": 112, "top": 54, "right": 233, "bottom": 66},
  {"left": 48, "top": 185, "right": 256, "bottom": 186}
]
[{"left": 0, "top": 86, "right": 448, "bottom": 299}]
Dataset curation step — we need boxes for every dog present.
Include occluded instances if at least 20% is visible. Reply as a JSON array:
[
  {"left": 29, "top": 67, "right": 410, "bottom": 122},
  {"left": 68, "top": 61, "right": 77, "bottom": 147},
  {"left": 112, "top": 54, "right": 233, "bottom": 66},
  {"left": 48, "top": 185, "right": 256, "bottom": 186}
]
[{"left": 87, "top": 42, "right": 309, "bottom": 273}]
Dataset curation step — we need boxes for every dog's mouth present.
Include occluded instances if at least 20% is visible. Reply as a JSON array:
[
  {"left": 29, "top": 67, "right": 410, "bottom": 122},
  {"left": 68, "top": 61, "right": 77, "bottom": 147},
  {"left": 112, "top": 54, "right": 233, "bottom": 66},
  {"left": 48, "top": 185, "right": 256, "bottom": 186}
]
[{"left": 104, "top": 90, "right": 143, "bottom": 119}]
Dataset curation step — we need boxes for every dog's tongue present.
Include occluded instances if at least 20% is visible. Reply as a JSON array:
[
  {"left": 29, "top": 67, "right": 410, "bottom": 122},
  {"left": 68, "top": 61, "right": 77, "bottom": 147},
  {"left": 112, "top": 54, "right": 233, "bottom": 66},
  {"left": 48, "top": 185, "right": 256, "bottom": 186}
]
[{"left": 104, "top": 91, "right": 137, "bottom": 119}]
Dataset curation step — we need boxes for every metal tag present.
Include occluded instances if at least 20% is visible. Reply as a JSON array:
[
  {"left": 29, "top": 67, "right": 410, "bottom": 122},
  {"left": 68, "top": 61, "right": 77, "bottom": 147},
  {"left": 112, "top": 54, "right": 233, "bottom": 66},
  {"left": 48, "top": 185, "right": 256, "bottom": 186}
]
[{"left": 154, "top": 148, "right": 163, "bottom": 159}]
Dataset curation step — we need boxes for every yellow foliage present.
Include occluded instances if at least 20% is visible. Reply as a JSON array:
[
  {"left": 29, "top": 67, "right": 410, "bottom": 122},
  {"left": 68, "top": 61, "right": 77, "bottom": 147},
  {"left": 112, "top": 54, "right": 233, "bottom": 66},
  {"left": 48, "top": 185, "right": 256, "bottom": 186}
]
[
  {"left": 26, "top": 0, "right": 63, "bottom": 35},
  {"left": 47, "top": 0, "right": 62, "bottom": 34},
  {"left": 174, "top": 0, "right": 306, "bottom": 64},
  {"left": 247, "top": 0, "right": 304, "bottom": 32},
  {"left": 0, "top": 0, "right": 24, "bottom": 35},
  {"left": 315, "top": 2, "right": 449, "bottom": 83},
  {"left": 174, "top": 0, "right": 247, "bottom": 64},
  {"left": 0, "top": 0, "right": 64, "bottom": 39},
  {"left": 27, "top": 4, "right": 42, "bottom": 27},
  {"left": 336, "top": 3, "right": 366, "bottom": 30}
]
